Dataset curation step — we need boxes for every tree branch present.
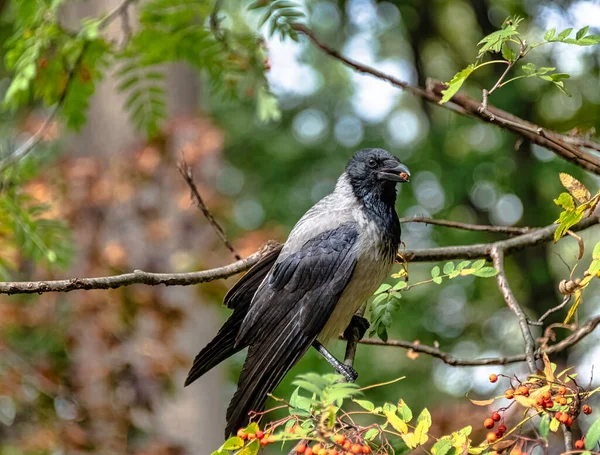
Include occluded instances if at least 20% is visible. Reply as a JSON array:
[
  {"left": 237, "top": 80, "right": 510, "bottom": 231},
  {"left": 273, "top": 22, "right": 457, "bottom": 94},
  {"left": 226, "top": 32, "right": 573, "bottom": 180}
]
[
  {"left": 355, "top": 315, "right": 600, "bottom": 366},
  {"left": 399, "top": 216, "right": 533, "bottom": 235},
  {"left": 0, "top": 242, "right": 280, "bottom": 295},
  {"left": 401, "top": 214, "right": 600, "bottom": 262},
  {"left": 292, "top": 24, "right": 600, "bottom": 176},
  {"left": 491, "top": 247, "right": 538, "bottom": 373},
  {"left": 178, "top": 158, "right": 241, "bottom": 260}
]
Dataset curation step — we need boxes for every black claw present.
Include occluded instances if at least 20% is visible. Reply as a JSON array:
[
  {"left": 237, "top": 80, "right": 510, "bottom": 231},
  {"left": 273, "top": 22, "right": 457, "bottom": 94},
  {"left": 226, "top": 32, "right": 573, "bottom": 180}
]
[
  {"left": 338, "top": 363, "right": 358, "bottom": 382},
  {"left": 343, "top": 315, "right": 370, "bottom": 341}
]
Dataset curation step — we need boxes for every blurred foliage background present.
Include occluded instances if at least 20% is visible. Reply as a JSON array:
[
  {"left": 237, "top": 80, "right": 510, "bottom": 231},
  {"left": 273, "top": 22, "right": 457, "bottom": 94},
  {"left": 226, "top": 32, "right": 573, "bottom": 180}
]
[{"left": 0, "top": 0, "right": 599, "bottom": 454}]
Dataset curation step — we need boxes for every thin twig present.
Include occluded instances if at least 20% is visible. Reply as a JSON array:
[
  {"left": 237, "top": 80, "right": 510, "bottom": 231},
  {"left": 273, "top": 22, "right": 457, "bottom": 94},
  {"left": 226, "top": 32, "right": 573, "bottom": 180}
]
[
  {"left": 401, "top": 214, "right": 600, "bottom": 262},
  {"left": 98, "top": 0, "right": 138, "bottom": 29},
  {"left": 491, "top": 247, "right": 538, "bottom": 374},
  {"left": 354, "top": 315, "right": 600, "bottom": 366},
  {"left": 178, "top": 158, "right": 241, "bottom": 260},
  {"left": 533, "top": 295, "right": 572, "bottom": 325},
  {"left": 292, "top": 24, "right": 600, "bottom": 175},
  {"left": 399, "top": 216, "right": 533, "bottom": 235},
  {"left": 0, "top": 243, "right": 280, "bottom": 295}
]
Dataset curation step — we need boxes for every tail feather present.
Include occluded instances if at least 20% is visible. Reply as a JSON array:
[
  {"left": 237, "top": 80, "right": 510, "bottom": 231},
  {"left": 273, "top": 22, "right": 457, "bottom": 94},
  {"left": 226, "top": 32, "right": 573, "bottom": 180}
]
[
  {"left": 184, "top": 308, "right": 246, "bottom": 386},
  {"left": 185, "top": 247, "right": 280, "bottom": 386},
  {"left": 224, "top": 321, "right": 311, "bottom": 437}
]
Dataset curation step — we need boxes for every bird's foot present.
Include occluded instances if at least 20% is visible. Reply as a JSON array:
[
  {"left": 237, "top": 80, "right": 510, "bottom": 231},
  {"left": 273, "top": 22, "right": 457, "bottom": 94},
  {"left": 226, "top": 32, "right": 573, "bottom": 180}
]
[
  {"left": 343, "top": 315, "right": 370, "bottom": 341},
  {"left": 336, "top": 362, "right": 358, "bottom": 383}
]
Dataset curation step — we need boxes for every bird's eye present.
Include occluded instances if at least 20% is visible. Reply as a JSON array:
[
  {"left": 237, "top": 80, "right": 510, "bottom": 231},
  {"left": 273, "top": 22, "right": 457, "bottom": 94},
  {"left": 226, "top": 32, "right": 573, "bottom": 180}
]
[{"left": 367, "top": 158, "right": 377, "bottom": 168}]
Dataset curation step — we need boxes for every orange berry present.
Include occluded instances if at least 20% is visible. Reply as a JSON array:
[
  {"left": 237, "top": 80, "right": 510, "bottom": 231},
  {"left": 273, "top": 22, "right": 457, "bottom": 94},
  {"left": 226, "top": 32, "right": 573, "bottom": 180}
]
[
  {"left": 567, "top": 416, "right": 573, "bottom": 426},
  {"left": 248, "top": 433, "right": 256, "bottom": 440},
  {"left": 484, "top": 418, "right": 495, "bottom": 429},
  {"left": 486, "top": 432, "right": 498, "bottom": 443},
  {"left": 575, "top": 440, "right": 585, "bottom": 450},
  {"left": 558, "top": 386, "right": 567, "bottom": 395},
  {"left": 491, "top": 412, "right": 501, "bottom": 422},
  {"left": 517, "top": 386, "right": 529, "bottom": 396},
  {"left": 330, "top": 450, "right": 339, "bottom": 455},
  {"left": 351, "top": 444, "right": 363, "bottom": 454},
  {"left": 497, "top": 424, "right": 507, "bottom": 433},
  {"left": 535, "top": 397, "right": 544, "bottom": 406},
  {"left": 318, "top": 449, "right": 327, "bottom": 455},
  {"left": 256, "top": 430, "right": 265, "bottom": 439},
  {"left": 559, "top": 413, "right": 569, "bottom": 424},
  {"left": 583, "top": 405, "right": 593, "bottom": 415},
  {"left": 555, "top": 412, "right": 563, "bottom": 420},
  {"left": 559, "top": 397, "right": 567, "bottom": 405},
  {"left": 333, "top": 434, "right": 346, "bottom": 445},
  {"left": 296, "top": 443, "right": 307, "bottom": 454},
  {"left": 504, "top": 389, "right": 514, "bottom": 399},
  {"left": 237, "top": 429, "right": 248, "bottom": 440},
  {"left": 312, "top": 444, "right": 322, "bottom": 452},
  {"left": 305, "top": 449, "right": 313, "bottom": 455},
  {"left": 542, "top": 391, "right": 551, "bottom": 401},
  {"left": 489, "top": 374, "right": 498, "bottom": 383},
  {"left": 260, "top": 438, "right": 269, "bottom": 447},
  {"left": 362, "top": 446, "right": 372, "bottom": 454},
  {"left": 343, "top": 441, "right": 352, "bottom": 450}
]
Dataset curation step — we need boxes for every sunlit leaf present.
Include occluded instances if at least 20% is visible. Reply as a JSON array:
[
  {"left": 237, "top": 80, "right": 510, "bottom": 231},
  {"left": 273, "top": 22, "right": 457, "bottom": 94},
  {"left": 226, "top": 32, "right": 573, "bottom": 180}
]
[{"left": 440, "top": 64, "right": 476, "bottom": 104}]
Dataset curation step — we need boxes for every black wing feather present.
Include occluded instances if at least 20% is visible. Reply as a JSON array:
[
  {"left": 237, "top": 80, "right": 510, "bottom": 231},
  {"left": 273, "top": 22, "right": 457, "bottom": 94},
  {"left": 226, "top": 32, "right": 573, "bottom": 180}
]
[
  {"left": 225, "top": 225, "right": 358, "bottom": 436},
  {"left": 184, "top": 247, "right": 281, "bottom": 387}
]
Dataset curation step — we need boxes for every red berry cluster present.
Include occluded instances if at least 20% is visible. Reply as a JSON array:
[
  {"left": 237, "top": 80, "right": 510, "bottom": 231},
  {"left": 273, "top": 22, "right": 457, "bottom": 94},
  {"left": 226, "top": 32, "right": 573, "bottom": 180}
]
[
  {"left": 484, "top": 410, "right": 507, "bottom": 442},
  {"left": 294, "top": 434, "right": 372, "bottom": 455},
  {"left": 237, "top": 428, "right": 276, "bottom": 447}
]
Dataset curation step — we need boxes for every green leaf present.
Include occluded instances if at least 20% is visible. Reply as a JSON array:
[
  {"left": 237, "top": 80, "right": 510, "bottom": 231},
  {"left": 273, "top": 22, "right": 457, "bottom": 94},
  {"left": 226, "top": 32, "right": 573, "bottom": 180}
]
[
  {"left": 364, "top": 428, "right": 379, "bottom": 441},
  {"left": 433, "top": 276, "right": 443, "bottom": 284},
  {"left": 557, "top": 28, "right": 573, "bottom": 40},
  {"left": 222, "top": 437, "right": 244, "bottom": 450},
  {"left": 576, "top": 26, "right": 589, "bottom": 40},
  {"left": 501, "top": 43, "right": 516, "bottom": 62},
  {"left": 554, "top": 192, "right": 575, "bottom": 210},
  {"left": 416, "top": 408, "right": 432, "bottom": 432},
  {"left": 439, "top": 64, "right": 476, "bottom": 104},
  {"left": 586, "top": 418, "right": 600, "bottom": 450},
  {"left": 375, "top": 283, "right": 392, "bottom": 294},
  {"left": 443, "top": 262, "right": 455, "bottom": 274},
  {"left": 393, "top": 281, "right": 407, "bottom": 290},
  {"left": 431, "top": 266, "right": 441, "bottom": 278},
  {"left": 244, "top": 422, "right": 259, "bottom": 435},
  {"left": 432, "top": 439, "right": 453, "bottom": 455},
  {"left": 239, "top": 439, "right": 260, "bottom": 455},
  {"left": 539, "top": 414, "right": 550, "bottom": 439},
  {"left": 456, "top": 261, "right": 471, "bottom": 271},
  {"left": 477, "top": 27, "right": 519, "bottom": 56},
  {"left": 593, "top": 241, "right": 600, "bottom": 260},
  {"left": 522, "top": 62, "right": 537, "bottom": 75},
  {"left": 544, "top": 28, "right": 556, "bottom": 41},
  {"left": 354, "top": 399, "right": 375, "bottom": 412},
  {"left": 471, "top": 259, "right": 486, "bottom": 270},
  {"left": 397, "top": 399, "right": 412, "bottom": 422},
  {"left": 473, "top": 267, "right": 499, "bottom": 278}
]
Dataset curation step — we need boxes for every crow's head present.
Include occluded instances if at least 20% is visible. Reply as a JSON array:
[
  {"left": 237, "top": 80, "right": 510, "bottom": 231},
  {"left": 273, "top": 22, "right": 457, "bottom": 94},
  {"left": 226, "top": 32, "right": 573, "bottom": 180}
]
[{"left": 345, "top": 148, "right": 410, "bottom": 200}]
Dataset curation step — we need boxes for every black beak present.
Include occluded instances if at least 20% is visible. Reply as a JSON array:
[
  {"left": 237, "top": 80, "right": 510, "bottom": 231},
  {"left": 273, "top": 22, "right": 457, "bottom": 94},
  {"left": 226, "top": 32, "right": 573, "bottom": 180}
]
[{"left": 377, "top": 162, "right": 410, "bottom": 183}]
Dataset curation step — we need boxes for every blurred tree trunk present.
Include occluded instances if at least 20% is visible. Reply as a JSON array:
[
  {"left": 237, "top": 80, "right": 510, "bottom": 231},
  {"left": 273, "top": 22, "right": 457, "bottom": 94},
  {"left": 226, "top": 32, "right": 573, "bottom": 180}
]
[{"left": 61, "top": 2, "right": 227, "bottom": 453}]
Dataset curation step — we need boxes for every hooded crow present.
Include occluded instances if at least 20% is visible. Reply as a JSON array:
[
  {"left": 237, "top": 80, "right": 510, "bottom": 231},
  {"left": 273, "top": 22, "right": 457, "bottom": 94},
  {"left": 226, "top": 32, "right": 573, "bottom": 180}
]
[{"left": 185, "top": 148, "right": 410, "bottom": 437}]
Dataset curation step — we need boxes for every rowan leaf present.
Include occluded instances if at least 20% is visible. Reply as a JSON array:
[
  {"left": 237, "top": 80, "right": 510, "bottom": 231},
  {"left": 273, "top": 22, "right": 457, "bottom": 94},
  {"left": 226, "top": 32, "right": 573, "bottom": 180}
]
[
  {"left": 440, "top": 64, "right": 476, "bottom": 104},
  {"left": 560, "top": 172, "right": 591, "bottom": 203}
]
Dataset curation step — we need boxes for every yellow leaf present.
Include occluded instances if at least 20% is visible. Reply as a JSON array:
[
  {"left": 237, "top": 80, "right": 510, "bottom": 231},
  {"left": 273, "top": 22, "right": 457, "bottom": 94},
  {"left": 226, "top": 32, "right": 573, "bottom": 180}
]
[
  {"left": 414, "top": 420, "right": 430, "bottom": 446},
  {"left": 514, "top": 394, "right": 537, "bottom": 408},
  {"left": 402, "top": 433, "right": 416, "bottom": 449},
  {"left": 384, "top": 411, "right": 408, "bottom": 434},
  {"left": 466, "top": 395, "right": 496, "bottom": 406},
  {"left": 563, "top": 289, "right": 581, "bottom": 324},
  {"left": 559, "top": 172, "right": 591, "bottom": 203},
  {"left": 542, "top": 354, "right": 555, "bottom": 382}
]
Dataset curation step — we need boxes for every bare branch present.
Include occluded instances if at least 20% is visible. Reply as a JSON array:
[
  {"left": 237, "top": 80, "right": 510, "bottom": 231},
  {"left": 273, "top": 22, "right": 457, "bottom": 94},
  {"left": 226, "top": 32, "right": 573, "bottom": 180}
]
[
  {"left": 491, "top": 247, "right": 538, "bottom": 373},
  {"left": 355, "top": 315, "right": 600, "bottom": 366},
  {"left": 98, "top": 0, "right": 138, "bottom": 29},
  {"left": 177, "top": 158, "right": 241, "bottom": 260},
  {"left": 399, "top": 216, "right": 533, "bottom": 235},
  {"left": 402, "top": 214, "right": 600, "bottom": 262},
  {"left": 292, "top": 24, "right": 600, "bottom": 175},
  {"left": 0, "top": 242, "right": 280, "bottom": 295}
]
